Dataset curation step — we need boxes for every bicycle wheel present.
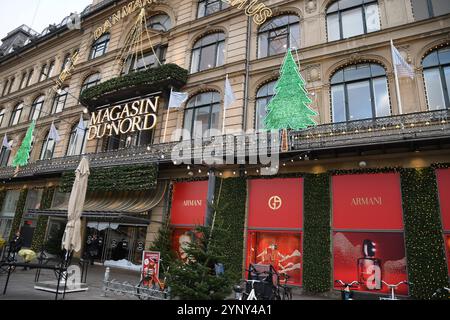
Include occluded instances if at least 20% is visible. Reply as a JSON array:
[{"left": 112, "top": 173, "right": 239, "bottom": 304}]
[{"left": 283, "top": 287, "right": 293, "bottom": 300}]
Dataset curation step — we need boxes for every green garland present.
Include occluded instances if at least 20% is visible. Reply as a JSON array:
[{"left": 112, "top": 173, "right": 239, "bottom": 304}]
[
  {"left": 401, "top": 168, "right": 449, "bottom": 299},
  {"left": 80, "top": 63, "right": 189, "bottom": 105},
  {"left": 31, "top": 187, "right": 56, "bottom": 252},
  {"left": 9, "top": 189, "right": 28, "bottom": 241},
  {"left": 60, "top": 164, "right": 158, "bottom": 193},
  {"left": 303, "top": 173, "right": 332, "bottom": 293}
]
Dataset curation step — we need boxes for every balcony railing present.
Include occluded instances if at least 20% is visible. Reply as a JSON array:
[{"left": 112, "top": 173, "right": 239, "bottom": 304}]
[{"left": 0, "top": 109, "right": 448, "bottom": 180}]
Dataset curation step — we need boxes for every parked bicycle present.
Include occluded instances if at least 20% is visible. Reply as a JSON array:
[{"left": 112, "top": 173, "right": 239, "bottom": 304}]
[
  {"left": 278, "top": 272, "right": 293, "bottom": 300},
  {"left": 432, "top": 286, "right": 450, "bottom": 300},
  {"left": 335, "top": 280, "right": 360, "bottom": 300},
  {"left": 379, "top": 281, "right": 410, "bottom": 300},
  {"left": 234, "top": 264, "right": 283, "bottom": 300}
]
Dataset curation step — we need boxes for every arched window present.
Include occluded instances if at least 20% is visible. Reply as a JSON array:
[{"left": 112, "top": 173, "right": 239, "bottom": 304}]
[
  {"left": 81, "top": 73, "right": 101, "bottom": 94},
  {"left": 10, "top": 103, "right": 23, "bottom": 126},
  {"left": 52, "top": 87, "right": 69, "bottom": 114},
  {"left": 197, "top": 0, "right": 229, "bottom": 18},
  {"left": 122, "top": 46, "right": 167, "bottom": 74},
  {"left": 147, "top": 13, "right": 172, "bottom": 32},
  {"left": 105, "top": 130, "right": 153, "bottom": 151},
  {"left": 61, "top": 53, "right": 71, "bottom": 72},
  {"left": 29, "top": 95, "right": 45, "bottom": 121},
  {"left": 40, "top": 130, "right": 56, "bottom": 160},
  {"left": 0, "top": 139, "right": 12, "bottom": 167},
  {"left": 411, "top": 0, "right": 450, "bottom": 20},
  {"left": 0, "top": 109, "right": 5, "bottom": 127},
  {"left": 2, "top": 80, "right": 9, "bottom": 96},
  {"left": 90, "top": 33, "right": 110, "bottom": 60},
  {"left": 331, "top": 63, "right": 390, "bottom": 122},
  {"left": 326, "top": 0, "right": 380, "bottom": 41},
  {"left": 191, "top": 33, "right": 225, "bottom": 73},
  {"left": 255, "top": 81, "right": 277, "bottom": 130},
  {"left": 422, "top": 45, "right": 450, "bottom": 110},
  {"left": 66, "top": 120, "right": 89, "bottom": 156},
  {"left": 183, "top": 92, "right": 221, "bottom": 139},
  {"left": 258, "top": 15, "right": 300, "bottom": 59}
]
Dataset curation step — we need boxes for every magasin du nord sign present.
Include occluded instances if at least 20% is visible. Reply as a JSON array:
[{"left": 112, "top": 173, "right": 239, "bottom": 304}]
[{"left": 87, "top": 96, "right": 159, "bottom": 140}]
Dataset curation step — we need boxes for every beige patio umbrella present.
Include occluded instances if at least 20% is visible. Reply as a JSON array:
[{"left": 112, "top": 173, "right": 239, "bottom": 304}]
[{"left": 62, "top": 156, "right": 90, "bottom": 253}]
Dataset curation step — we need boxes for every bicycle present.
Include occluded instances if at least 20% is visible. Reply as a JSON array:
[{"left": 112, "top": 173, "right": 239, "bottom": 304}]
[
  {"left": 234, "top": 265, "right": 281, "bottom": 300},
  {"left": 278, "top": 272, "right": 293, "bottom": 300},
  {"left": 431, "top": 286, "right": 450, "bottom": 299},
  {"left": 335, "top": 280, "right": 360, "bottom": 300},
  {"left": 379, "top": 281, "right": 410, "bottom": 300}
]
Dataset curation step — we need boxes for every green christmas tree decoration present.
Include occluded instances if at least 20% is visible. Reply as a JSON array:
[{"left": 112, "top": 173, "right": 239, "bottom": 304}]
[
  {"left": 264, "top": 49, "right": 318, "bottom": 130},
  {"left": 12, "top": 120, "right": 35, "bottom": 167}
]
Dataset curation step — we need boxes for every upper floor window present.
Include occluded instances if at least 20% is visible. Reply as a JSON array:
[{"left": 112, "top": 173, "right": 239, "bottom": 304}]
[
  {"left": 0, "top": 139, "right": 12, "bottom": 167},
  {"left": 52, "top": 87, "right": 69, "bottom": 114},
  {"left": 122, "top": 46, "right": 167, "bottom": 74},
  {"left": 39, "top": 64, "right": 48, "bottom": 82},
  {"left": 67, "top": 120, "right": 88, "bottom": 156},
  {"left": 7, "top": 77, "right": 15, "bottom": 95},
  {"left": 0, "top": 109, "right": 5, "bottom": 127},
  {"left": 412, "top": 0, "right": 450, "bottom": 20},
  {"left": 183, "top": 91, "right": 221, "bottom": 139},
  {"left": 1, "top": 80, "right": 9, "bottom": 97},
  {"left": 327, "top": 0, "right": 380, "bottom": 41},
  {"left": 197, "top": 0, "right": 229, "bottom": 18},
  {"left": 81, "top": 73, "right": 101, "bottom": 94},
  {"left": 47, "top": 61, "right": 55, "bottom": 78},
  {"left": 29, "top": 95, "right": 45, "bottom": 121},
  {"left": 191, "top": 33, "right": 225, "bottom": 73},
  {"left": 255, "top": 81, "right": 276, "bottom": 130},
  {"left": 258, "top": 15, "right": 300, "bottom": 59},
  {"left": 105, "top": 130, "right": 153, "bottom": 151},
  {"left": 147, "top": 13, "right": 172, "bottom": 32},
  {"left": 25, "top": 70, "right": 34, "bottom": 87},
  {"left": 40, "top": 130, "right": 57, "bottom": 160},
  {"left": 331, "top": 63, "right": 390, "bottom": 122},
  {"left": 61, "top": 54, "right": 71, "bottom": 72},
  {"left": 90, "top": 33, "right": 110, "bottom": 60},
  {"left": 19, "top": 73, "right": 27, "bottom": 90},
  {"left": 422, "top": 45, "right": 450, "bottom": 110},
  {"left": 10, "top": 103, "right": 24, "bottom": 126}
]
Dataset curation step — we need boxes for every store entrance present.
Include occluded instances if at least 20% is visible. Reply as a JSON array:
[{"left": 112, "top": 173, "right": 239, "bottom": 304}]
[{"left": 85, "top": 222, "right": 147, "bottom": 266}]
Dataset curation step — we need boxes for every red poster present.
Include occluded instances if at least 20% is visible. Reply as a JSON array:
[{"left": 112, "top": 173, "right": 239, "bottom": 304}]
[
  {"left": 333, "top": 174, "right": 404, "bottom": 230},
  {"left": 170, "top": 181, "right": 208, "bottom": 226},
  {"left": 437, "top": 169, "right": 450, "bottom": 231},
  {"left": 248, "top": 178, "right": 303, "bottom": 230},
  {"left": 246, "top": 231, "right": 302, "bottom": 285},
  {"left": 445, "top": 234, "right": 450, "bottom": 277},
  {"left": 141, "top": 251, "right": 161, "bottom": 287},
  {"left": 172, "top": 228, "right": 194, "bottom": 263},
  {"left": 333, "top": 232, "right": 408, "bottom": 295}
]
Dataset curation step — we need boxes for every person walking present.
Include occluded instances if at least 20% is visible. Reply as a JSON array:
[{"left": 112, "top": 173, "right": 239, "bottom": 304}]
[
  {"left": 8, "top": 231, "right": 23, "bottom": 263},
  {"left": 87, "top": 234, "right": 99, "bottom": 265}
]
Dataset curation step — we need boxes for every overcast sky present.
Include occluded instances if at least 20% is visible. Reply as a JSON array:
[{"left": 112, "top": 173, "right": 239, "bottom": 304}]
[{"left": 0, "top": 0, "right": 93, "bottom": 40}]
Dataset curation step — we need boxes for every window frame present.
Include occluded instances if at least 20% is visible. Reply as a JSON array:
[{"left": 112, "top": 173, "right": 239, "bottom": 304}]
[
  {"left": 9, "top": 103, "right": 24, "bottom": 126},
  {"left": 2, "top": 80, "right": 9, "bottom": 97},
  {"left": 326, "top": 0, "right": 380, "bottom": 41},
  {"left": 422, "top": 47, "right": 450, "bottom": 110},
  {"left": 330, "top": 63, "right": 390, "bottom": 122},
  {"left": 80, "top": 73, "right": 101, "bottom": 94},
  {"left": 90, "top": 33, "right": 110, "bottom": 60},
  {"left": 40, "top": 131, "right": 56, "bottom": 160},
  {"left": 122, "top": 46, "right": 167, "bottom": 74},
  {"left": 255, "top": 81, "right": 277, "bottom": 130},
  {"left": 0, "top": 109, "right": 4, "bottom": 127},
  {"left": 0, "top": 143, "right": 11, "bottom": 167},
  {"left": 147, "top": 13, "right": 172, "bottom": 32},
  {"left": 29, "top": 95, "right": 45, "bottom": 121},
  {"left": 7, "top": 77, "right": 15, "bottom": 94},
  {"left": 25, "top": 69, "right": 34, "bottom": 87},
  {"left": 52, "top": 87, "right": 69, "bottom": 114},
  {"left": 197, "top": 0, "right": 229, "bottom": 18},
  {"left": 183, "top": 91, "right": 221, "bottom": 139},
  {"left": 412, "top": 0, "right": 450, "bottom": 20},
  {"left": 66, "top": 120, "right": 89, "bottom": 156},
  {"left": 190, "top": 33, "right": 226, "bottom": 73}
]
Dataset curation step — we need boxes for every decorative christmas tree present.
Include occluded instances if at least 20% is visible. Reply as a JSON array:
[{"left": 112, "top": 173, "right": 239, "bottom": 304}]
[
  {"left": 12, "top": 120, "right": 35, "bottom": 167},
  {"left": 264, "top": 50, "right": 318, "bottom": 130}
]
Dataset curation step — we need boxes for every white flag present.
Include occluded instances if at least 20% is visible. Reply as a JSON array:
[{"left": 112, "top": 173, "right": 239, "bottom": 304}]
[
  {"left": 391, "top": 42, "right": 414, "bottom": 79},
  {"left": 76, "top": 115, "right": 86, "bottom": 136},
  {"left": 168, "top": 90, "right": 189, "bottom": 109},
  {"left": 49, "top": 122, "right": 61, "bottom": 142},
  {"left": 224, "top": 75, "right": 236, "bottom": 109},
  {"left": 2, "top": 135, "right": 11, "bottom": 150}
]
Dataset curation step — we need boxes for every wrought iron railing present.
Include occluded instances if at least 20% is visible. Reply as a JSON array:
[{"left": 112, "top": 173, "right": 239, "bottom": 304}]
[{"left": 0, "top": 110, "right": 448, "bottom": 179}]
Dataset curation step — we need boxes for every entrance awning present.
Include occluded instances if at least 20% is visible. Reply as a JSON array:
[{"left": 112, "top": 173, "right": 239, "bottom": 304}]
[{"left": 28, "top": 180, "right": 168, "bottom": 225}]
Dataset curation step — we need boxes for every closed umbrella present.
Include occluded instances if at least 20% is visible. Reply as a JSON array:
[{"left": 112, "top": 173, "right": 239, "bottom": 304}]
[{"left": 62, "top": 157, "right": 90, "bottom": 253}]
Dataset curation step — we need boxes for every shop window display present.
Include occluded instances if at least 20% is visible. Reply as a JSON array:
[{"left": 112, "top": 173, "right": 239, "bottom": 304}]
[
  {"left": 436, "top": 168, "right": 450, "bottom": 276},
  {"left": 332, "top": 173, "right": 408, "bottom": 295}
]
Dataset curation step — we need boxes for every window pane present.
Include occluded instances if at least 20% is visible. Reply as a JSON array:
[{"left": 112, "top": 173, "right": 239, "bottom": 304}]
[
  {"left": 183, "top": 109, "right": 194, "bottom": 140},
  {"left": 327, "top": 13, "right": 341, "bottom": 41},
  {"left": 411, "top": 0, "right": 431, "bottom": 20},
  {"left": 370, "top": 64, "right": 386, "bottom": 77},
  {"left": 444, "top": 67, "right": 450, "bottom": 106},
  {"left": 342, "top": 7, "right": 364, "bottom": 38},
  {"left": 269, "top": 30, "right": 288, "bottom": 55},
  {"left": 216, "top": 42, "right": 225, "bottom": 67},
  {"left": 373, "top": 77, "right": 390, "bottom": 117},
  {"left": 339, "top": 0, "right": 364, "bottom": 10},
  {"left": 344, "top": 64, "right": 371, "bottom": 81},
  {"left": 331, "top": 85, "right": 346, "bottom": 122},
  {"left": 199, "top": 45, "right": 216, "bottom": 71},
  {"left": 424, "top": 68, "right": 446, "bottom": 110},
  {"left": 331, "top": 70, "right": 344, "bottom": 84},
  {"left": 289, "top": 24, "right": 300, "bottom": 49},
  {"left": 365, "top": 4, "right": 380, "bottom": 33},
  {"left": 438, "top": 47, "right": 450, "bottom": 65},
  {"left": 431, "top": 0, "right": 450, "bottom": 16},
  {"left": 347, "top": 80, "right": 372, "bottom": 120},
  {"left": 197, "top": 2, "right": 206, "bottom": 18},
  {"left": 210, "top": 104, "right": 221, "bottom": 133},
  {"left": 258, "top": 33, "right": 268, "bottom": 58},
  {"left": 423, "top": 51, "right": 439, "bottom": 68},
  {"left": 190, "top": 49, "right": 200, "bottom": 73},
  {"left": 256, "top": 98, "right": 269, "bottom": 130},
  {"left": 193, "top": 106, "right": 210, "bottom": 138}
]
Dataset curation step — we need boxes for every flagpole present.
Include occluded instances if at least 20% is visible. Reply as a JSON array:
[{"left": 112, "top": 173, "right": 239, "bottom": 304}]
[
  {"left": 222, "top": 75, "right": 228, "bottom": 135},
  {"left": 163, "top": 88, "right": 172, "bottom": 143},
  {"left": 391, "top": 39, "right": 403, "bottom": 115}
]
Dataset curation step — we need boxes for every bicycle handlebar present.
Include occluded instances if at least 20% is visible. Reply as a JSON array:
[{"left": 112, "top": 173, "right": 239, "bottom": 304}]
[
  {"left": 381, "top": 280, "right": 409, "bottom": 288},
  {"left": 335, "top": 280, "right": 359, "bottom": 288}
]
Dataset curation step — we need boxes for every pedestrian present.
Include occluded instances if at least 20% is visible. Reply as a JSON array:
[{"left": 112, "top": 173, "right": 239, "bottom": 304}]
[
  {"left": 8, "top": 231, "right": 23, "bottom": 263},
  {"left": 87, "top": 234, "right": 99, "bottom": 265}
]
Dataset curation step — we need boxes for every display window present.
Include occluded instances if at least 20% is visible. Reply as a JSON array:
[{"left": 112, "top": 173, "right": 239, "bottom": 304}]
[
  {"left": 170, "top": 181, "right": 208, "bottom": 227},
  {"left": 246, "top": 178, "right": 303, "bottom": 285},
  {"left": 332, "top": 174, "right": 408, "bottom": 295},
  {"left": 436, "top": 169, "right": 450, "bottom": 276},
  {"left": 445, "top": 234, "right": 450, "bottom": 278}
]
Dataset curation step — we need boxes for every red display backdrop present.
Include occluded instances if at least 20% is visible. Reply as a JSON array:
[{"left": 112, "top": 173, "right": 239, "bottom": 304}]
[
  {"left": 171, "top": 228, "right": 193, "bottom": 263},
  {"left": 247, "top": 231, "right": 302, "bottom": 285},
  {"left": 332, "top": 174, "right": 404, "bottom": 230},
  {"left": 248, "top": 178, "right": 303, "bottom": 229},
  {"left": 333, "top": 232, "right": 408, "bottom": 295},
  {"left": 170, "top": 181, "right": 208, "bottom": 226},
  {"left": 445, "top": 234, "right": 450, "bottom": 277},
  {"left": 437, "top": 169, "right": 450, "bottom": 231}
]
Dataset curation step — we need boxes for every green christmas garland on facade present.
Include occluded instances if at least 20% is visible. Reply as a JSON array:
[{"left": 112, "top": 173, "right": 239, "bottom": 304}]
[
  {"left": 31, "top": 187, "right": 56, "bottom": 252},
  {"left": 303, "top": 173, "right": 332, "bottom": 293},
  {"left": 9, "top": 189, "right": 28, "bottom": 241},
  {"left": 401, "top": 168, "right": 449, "bottom": 299},
  {"left": 60, "top": 164, "right": 158, "bottom": 193}
]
